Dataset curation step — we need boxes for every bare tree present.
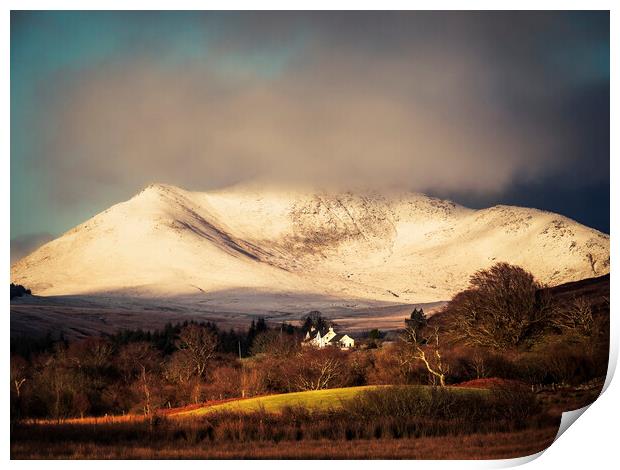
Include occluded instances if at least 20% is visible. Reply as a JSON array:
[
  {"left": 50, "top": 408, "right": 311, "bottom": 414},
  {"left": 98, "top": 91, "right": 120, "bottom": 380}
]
[
  {"left": 447, "top": 263, "right": 552, "bottom": 350},
  {"left": 117, "top": 342, "right": 161, "bottom": 417},
  {"left": 11, "top": 355, "right": 28, "bottom": 399},
  {"left": 83, "top": 338, "right": 115, "bottom": 369},
  {"left": 240, "top": 365, "right": 265, "bottom": 398},
  {"left": 34, "top": 345, "right": 73, "bottom": 421},
  {"left": 11, "top": 355, "right": 29, "bottom": 420},
  {"left": 163, "top": 350, "right": 203, "bottom": 404},
  {"left": 176, "top": 324, "right": 218, "bottom": 378},
  {"left": 250, "top": 330, "right": 300, "bottom": 357},
  {"left": 551, "top": 296, "right": 594, "bottom": 337},
  {"left": 290, "top": 348, "right": 345, "bottom": 391},
  {"left": 401, "top": 326, "right": 448, "bottom": 387},
  {"left": 469, "top": 349, "right": 487, "bottom": 379},
  {"left": 163, "top": 350, "right": 194, "bottom": 385}
]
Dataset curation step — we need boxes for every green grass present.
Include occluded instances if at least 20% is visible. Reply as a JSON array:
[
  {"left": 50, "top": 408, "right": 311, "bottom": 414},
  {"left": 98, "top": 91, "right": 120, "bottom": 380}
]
[
  {"left": 179, "top": 386, "right": 380, "bottom": 416},
  {"left": 178, "top": 385, "right": 487, "bottom": 416}
]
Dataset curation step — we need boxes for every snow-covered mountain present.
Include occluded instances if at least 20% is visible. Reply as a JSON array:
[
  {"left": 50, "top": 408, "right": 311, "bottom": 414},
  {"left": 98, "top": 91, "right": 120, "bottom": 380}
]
[{"left": 11, "top": 183, "right": 610, "bottom": 307}]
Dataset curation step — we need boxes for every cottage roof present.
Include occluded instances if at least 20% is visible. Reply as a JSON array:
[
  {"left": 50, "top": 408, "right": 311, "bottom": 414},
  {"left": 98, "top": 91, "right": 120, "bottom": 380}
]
[{"left": 303, "top": 328, "right": 354, "bottom": 347}]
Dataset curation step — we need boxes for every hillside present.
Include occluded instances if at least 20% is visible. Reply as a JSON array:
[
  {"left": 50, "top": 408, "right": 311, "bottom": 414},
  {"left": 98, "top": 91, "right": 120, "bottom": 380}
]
[
  {"left": 11, "top": 183, "right": 609, "bottom": 310},
  {"left": 176, "top": 386, "right": 382, "bottom": 416}
]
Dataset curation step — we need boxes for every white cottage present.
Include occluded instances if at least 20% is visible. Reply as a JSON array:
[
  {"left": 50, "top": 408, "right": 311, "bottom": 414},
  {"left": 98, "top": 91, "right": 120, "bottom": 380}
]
[{"left": 304, "top": 326, "right": 355, "bottom": 350}]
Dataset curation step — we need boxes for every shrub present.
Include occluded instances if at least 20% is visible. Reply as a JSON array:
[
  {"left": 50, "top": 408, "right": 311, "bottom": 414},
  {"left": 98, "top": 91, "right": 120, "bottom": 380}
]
[{"left": 344, "top": 385, "right": 542, "bottom": 431}]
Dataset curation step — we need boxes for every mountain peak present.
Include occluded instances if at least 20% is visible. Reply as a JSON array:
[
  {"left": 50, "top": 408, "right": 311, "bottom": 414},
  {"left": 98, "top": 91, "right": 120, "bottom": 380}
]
[
  {"left": 11, "top": 184, "right": 610, "bottom": 305},
  {"left": 137, "top": 182, "right": 183, "bottom": 196}
]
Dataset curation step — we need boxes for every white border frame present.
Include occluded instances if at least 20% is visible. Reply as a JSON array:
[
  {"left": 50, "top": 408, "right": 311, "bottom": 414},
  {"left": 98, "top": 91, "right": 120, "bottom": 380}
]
[{"left": 3, "top": 3, "right": 616, "bottom": 468}]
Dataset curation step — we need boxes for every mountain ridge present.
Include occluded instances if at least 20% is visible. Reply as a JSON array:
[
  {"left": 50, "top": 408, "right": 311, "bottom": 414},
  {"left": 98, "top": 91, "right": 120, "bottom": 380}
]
[{"left": 11, "top": 183, "right": 610, "bottom": 307}]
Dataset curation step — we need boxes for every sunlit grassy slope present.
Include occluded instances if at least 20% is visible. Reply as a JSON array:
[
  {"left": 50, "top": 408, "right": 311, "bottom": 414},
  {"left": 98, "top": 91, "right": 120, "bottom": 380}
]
[
  {"left": 179, "top": 386, "right": 380, "bottom": 416},
  {"left": 178, "top": 385, "right": 486, "bottom": 416}
]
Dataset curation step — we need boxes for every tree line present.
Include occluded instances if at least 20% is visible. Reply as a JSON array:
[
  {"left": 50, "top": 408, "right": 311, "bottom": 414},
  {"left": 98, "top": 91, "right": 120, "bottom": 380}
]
[
  {"left": 10, "top": 263, "right": 609, "bottom": 421},
  {"left": 10, "top": 314, "right": 355, "bottom": 420}
]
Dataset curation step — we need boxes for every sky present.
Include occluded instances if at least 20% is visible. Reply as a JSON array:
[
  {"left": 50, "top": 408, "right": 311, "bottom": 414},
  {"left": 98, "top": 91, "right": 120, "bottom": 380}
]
[{"left": 10, "top": 11, "right": 609, "bottom": 262}]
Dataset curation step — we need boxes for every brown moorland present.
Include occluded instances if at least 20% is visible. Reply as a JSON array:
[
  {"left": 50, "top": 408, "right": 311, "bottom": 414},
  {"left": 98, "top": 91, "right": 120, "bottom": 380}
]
[{"left": 11, "top": 427, "right": 558, "bottom": 459}]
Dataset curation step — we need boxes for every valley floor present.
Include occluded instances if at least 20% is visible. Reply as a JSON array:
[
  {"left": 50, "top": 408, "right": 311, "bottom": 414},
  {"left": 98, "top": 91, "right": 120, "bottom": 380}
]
[{"left": 11, "top": 294, "right": 441, "bottom": 340}]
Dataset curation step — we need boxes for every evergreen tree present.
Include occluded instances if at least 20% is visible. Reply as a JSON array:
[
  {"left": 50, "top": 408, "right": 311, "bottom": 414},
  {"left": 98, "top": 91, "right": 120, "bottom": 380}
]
[{"left": 405, "top": 308, "right": 427, "bottom": 332}]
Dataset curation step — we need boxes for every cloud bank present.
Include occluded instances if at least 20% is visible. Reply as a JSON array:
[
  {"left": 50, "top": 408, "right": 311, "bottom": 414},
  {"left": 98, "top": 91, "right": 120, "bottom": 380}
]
[{"left": 12, "top": 11, "right": 609, "bottom": 240}]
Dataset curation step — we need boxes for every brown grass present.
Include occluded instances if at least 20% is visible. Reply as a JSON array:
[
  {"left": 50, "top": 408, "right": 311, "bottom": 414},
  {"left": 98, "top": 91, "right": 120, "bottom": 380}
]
[
  {"left": 535, "top": 378, "right": 605, "bottom": 415},
  {"left": 11, "top": 427, "right": 557, "bottom": 459},
  {"left": 12, "top": 385, "right": 560, "bottom": 460},
  {"left": 23, "top": 397, "right": 257, "bottom": 425},
  {"left": 23, "top": 414, "right": 146, "bottom": 425}
]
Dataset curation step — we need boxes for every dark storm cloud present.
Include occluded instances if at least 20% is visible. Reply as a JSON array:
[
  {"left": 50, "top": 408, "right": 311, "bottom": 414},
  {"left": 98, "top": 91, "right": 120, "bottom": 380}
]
[{"left": 12, "top": 11, "right": 609, "bottom": 234}]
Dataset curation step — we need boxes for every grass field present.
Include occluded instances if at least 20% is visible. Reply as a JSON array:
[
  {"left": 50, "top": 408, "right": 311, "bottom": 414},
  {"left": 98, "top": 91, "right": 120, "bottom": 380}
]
[
  {"left": 176, "top": 385, "right": 487, "bottom": 417},
  {"left": 176, "top": 385, "right": 382, "bottom": 416}
]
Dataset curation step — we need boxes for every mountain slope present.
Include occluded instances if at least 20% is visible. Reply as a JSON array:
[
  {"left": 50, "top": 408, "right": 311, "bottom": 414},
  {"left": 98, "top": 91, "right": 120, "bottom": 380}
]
[{"left": 11, "top": 183, "right": 610, "bottom": 305}]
